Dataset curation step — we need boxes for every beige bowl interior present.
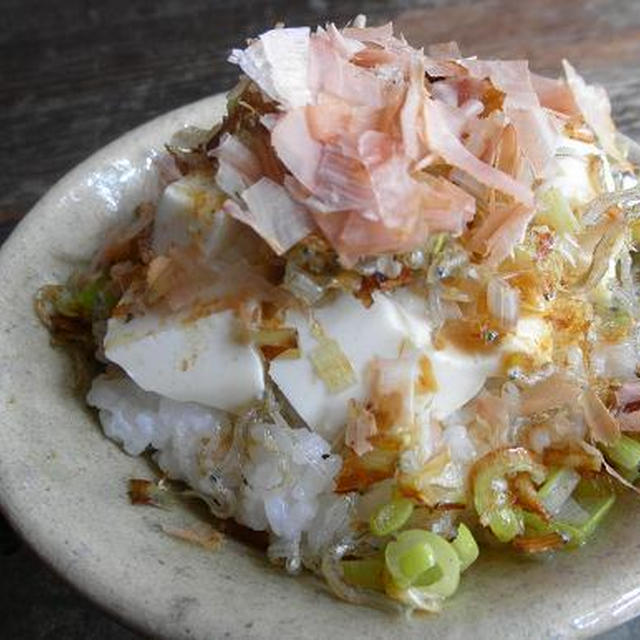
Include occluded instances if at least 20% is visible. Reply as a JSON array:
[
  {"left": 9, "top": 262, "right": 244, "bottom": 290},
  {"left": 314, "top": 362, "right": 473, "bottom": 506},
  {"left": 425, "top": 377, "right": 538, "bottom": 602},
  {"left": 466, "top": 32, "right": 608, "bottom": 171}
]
[{"left": 1, "top": 94, "right": 639, "bottom": 640}]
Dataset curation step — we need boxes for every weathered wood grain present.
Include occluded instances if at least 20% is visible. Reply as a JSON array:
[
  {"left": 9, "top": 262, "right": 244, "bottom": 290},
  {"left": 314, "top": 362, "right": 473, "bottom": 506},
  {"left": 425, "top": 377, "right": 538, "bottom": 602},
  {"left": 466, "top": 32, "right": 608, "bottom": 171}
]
[
  {"left": 396, "top": 0, "right": 640, "bottom": 74},
  {"left": 395, "top": 0, "right": 640, "bottom": 140}
]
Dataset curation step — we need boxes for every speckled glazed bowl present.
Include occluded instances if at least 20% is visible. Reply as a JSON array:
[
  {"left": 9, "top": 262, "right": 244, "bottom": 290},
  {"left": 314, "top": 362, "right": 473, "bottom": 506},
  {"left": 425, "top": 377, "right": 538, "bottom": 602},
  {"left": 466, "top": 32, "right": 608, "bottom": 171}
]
[{"left": 1, "top": 94, "right": 640, "bottom": 640}]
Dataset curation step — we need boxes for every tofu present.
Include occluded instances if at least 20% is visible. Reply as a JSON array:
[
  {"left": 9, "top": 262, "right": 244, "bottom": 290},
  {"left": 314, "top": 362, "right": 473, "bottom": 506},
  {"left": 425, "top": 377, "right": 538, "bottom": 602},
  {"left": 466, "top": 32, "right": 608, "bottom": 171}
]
[
  {"left": 392, "top": 289, "right": 500, "bottom": 421},
  {"left": 429, "top": 347, "right": 500, "bottom": 421},
  {"left": 269, "top": 292, "right": 409, "bottom": 440},
  {"left": 151, "top": 174, "right": 266, "bottom": 270},
  {"left": 152, "top": 175, "right": 223, "bottom": 254},
  {"left": 540, "top": 137, "right": 614, "bottom": 210},
  {"left": 270, "top": 291, "right": 500, "bottom": 438},
  {"left": 104, "top": 309, "right": 264, "bottom": 414},
  {"left": 104, "top": 285, "right": 551, "bottom": 435}
]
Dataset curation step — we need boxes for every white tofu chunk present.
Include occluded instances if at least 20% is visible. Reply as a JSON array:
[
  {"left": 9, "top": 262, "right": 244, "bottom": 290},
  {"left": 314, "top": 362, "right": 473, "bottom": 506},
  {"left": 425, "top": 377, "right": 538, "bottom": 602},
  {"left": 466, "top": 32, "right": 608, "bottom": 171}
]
[
  {"left": 390, "top": 289, "right": 500, "bottom": 420},
  {"left": 152, "top": 175, "right": 223, "bottom": 254},
  {"left": 429, "top": 347, "right": 499, "bottom": 421},
  {"left": 269, "top": 292, "right": 409, "bottom": 439},
  {"left": 104, "top": 309, "right": 264, "bottom": 414},
  {"left": 151, "top": 174, "right": 265, "bottom": 265},
  {"left": 540, "top": 137, "right": 614, "bottom": 210},
  {"left": 270, "top": 291, "right": 500, "bottom": 439}
]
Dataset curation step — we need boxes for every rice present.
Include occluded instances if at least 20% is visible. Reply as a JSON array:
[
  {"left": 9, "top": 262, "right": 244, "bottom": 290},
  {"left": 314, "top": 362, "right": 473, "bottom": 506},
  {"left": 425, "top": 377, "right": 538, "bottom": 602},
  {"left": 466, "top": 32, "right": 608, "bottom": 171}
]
[{"left": 87, "top": 374, "right": 345, "bottom": 566}]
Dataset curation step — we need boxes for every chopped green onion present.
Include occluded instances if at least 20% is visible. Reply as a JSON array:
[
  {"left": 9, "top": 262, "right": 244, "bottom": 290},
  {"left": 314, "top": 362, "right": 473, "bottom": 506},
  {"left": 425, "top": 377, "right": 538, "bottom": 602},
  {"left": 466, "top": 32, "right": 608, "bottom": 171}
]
[
  {"left": 486, "top": 507, "right": 524, "bottom": 543},
  {"left": 535, "top": 187, "right": 580, "bottom": 234},
  {"left": 411, "top": 532, "right": 461, "bottom": 598},
  {"left": 385, "top": 530, "right": 436, "bottom": 589},
  {"left": 596, "top": 305, "right": 632, "bottom": 342},
  {"left": 620, "top": 466, "right": 640, "bottom": 483},
  {"left": 75, "top": 285, "right": 100, "bottom": 313},
  {"left": 554, "top": 496, "right": 590, "bottom": 526},
  {"left": 414, "top": 564, "right": 442, "bottom": 587},
  {"left": 538, "top": 467, "right": 581, "bottom": 516},
  {"left": 573, "top": 476, "right": 613, "bottom": 500},
  {"left": 369, "top": 498, "right": 414, "bottom": 537},
  {"left": 428, "top": 232, "right": 448, "bottom": 256},
  {"left": 384, "top": 530, "right": 461, "bottom": 598},
  {"left": 523, "top": 492, "right": 615, "bottom": 548},
  {"left": 283, "top": 262, "right": 326, "bottom": 305},
  {"left": 577, "top": 494, "right": 616, "bottom": 540},
  {"left": 341, "top": 557, "right": 385, "bottom": 591},
  {"left": 309, "top": 337, "right": 356, "bottom": 393},
  {"left": 631, "top": 219, "right": 640, "bottom": 247},
  {"left": 53, "top": 275, "right": 116, "bottom": 319},
  {"left": 473, "top": 448, "right": 546, "bottom": 542},
  {"left": 523, "top": 511, "right": 578, "bottom": 541},
  {"left": 451, "top": 523, "right": 479, "bottom": 572},
  {"left": 602, "top": 435, "right": 640, "bottom": 474}
]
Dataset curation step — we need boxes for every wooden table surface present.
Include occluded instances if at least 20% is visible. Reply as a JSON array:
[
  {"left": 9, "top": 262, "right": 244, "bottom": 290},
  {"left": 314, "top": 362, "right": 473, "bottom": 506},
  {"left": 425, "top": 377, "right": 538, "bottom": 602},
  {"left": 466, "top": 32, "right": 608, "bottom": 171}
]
[{"left": 2, "top": 0, "right": 640, "bottom": 637}]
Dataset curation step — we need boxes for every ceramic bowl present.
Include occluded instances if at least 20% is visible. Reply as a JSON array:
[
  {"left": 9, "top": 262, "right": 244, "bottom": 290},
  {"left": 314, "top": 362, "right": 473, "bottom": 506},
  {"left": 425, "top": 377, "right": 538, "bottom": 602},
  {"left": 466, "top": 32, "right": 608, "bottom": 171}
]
[{"left": 1, "top": 94, "right": 639, "bottom": 640}]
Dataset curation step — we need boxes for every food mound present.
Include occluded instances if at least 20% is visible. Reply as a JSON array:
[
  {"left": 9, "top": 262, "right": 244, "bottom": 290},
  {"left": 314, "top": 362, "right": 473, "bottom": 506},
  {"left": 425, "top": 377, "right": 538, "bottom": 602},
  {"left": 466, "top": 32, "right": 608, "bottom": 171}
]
[{"left": 37, "top": 17, "right": 640, "bottom": 613}]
